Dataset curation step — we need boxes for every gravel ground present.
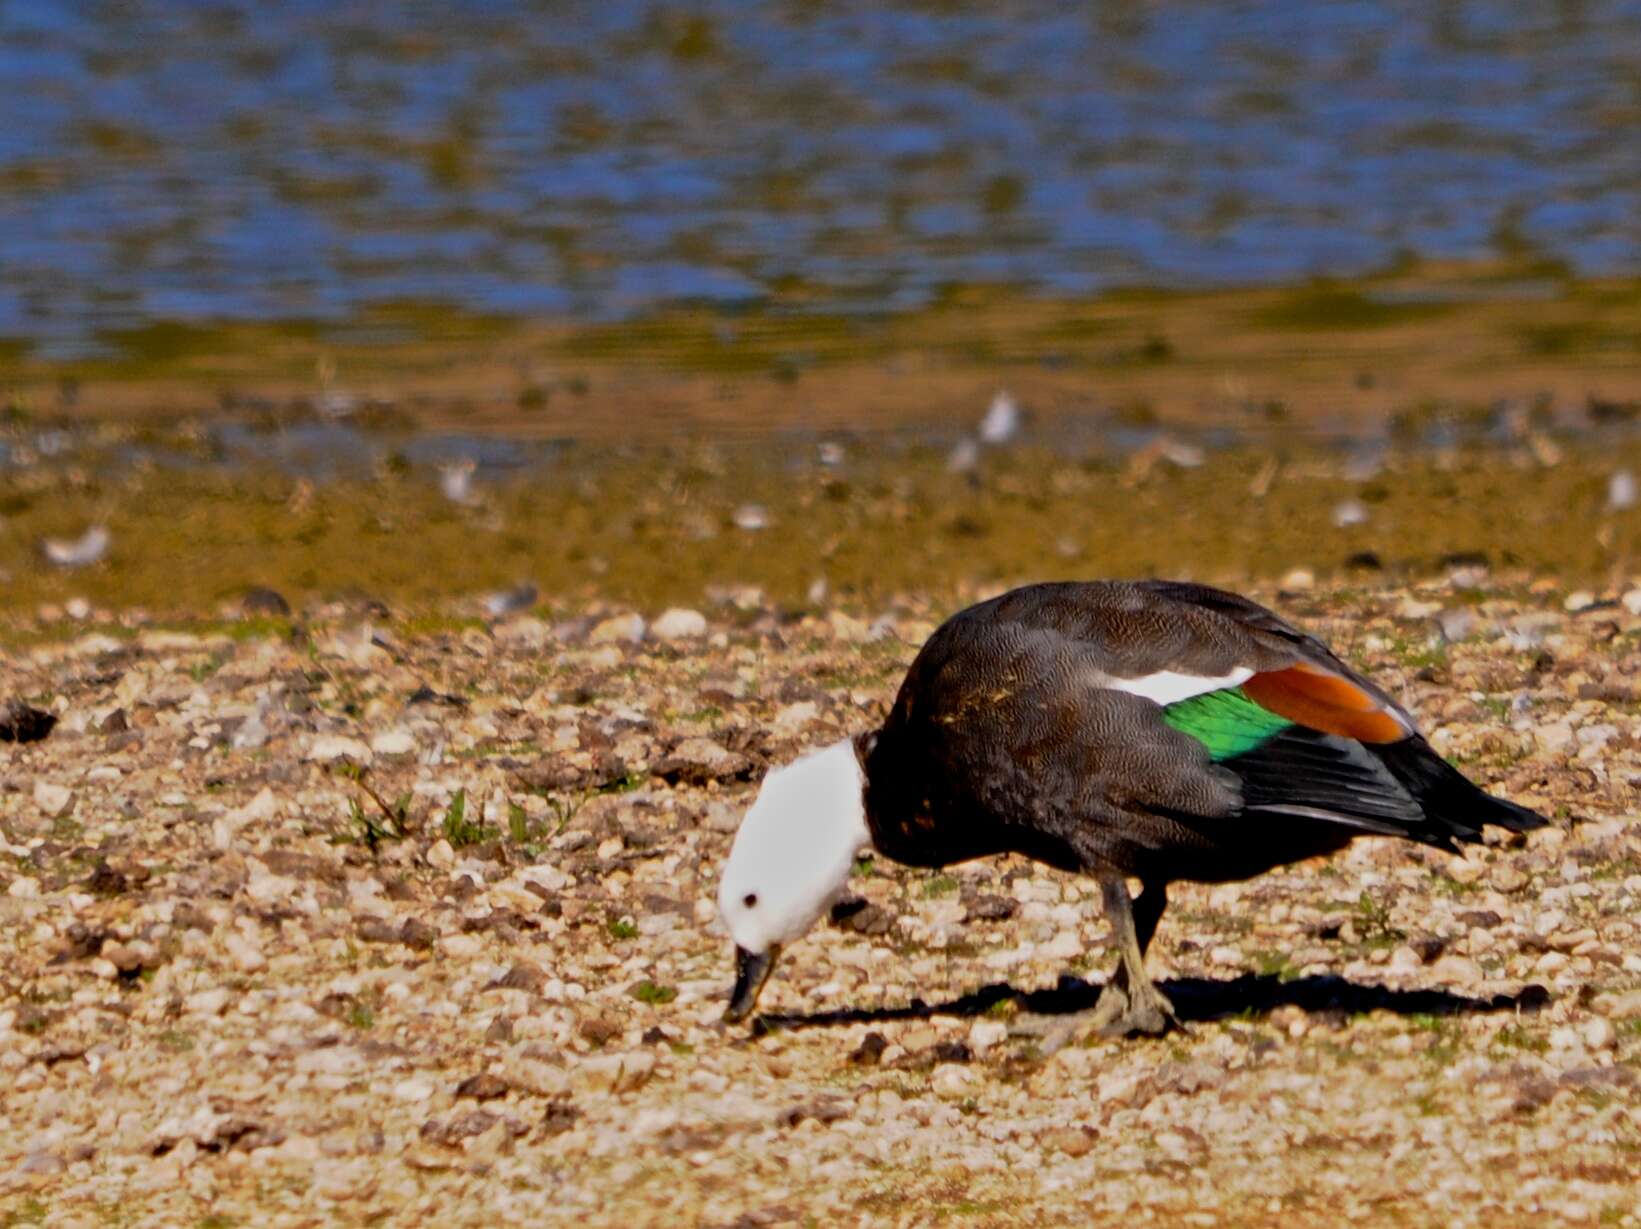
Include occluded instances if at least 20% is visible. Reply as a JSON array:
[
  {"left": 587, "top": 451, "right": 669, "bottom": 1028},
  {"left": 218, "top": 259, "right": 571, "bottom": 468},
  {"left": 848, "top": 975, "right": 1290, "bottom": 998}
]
[{"left": 3, "top": 579, "right": 1640, "bottom": 1228}]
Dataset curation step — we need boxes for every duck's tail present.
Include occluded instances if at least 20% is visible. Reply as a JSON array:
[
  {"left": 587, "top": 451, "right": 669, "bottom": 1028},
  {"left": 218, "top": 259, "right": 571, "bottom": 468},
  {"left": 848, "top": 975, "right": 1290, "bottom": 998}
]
[
  {"left": 1226, "top": 725, "right": 1549, "bottom": 853},
  {"left": 1368, "top": 737, "right": 1549, "bottom": 844}
]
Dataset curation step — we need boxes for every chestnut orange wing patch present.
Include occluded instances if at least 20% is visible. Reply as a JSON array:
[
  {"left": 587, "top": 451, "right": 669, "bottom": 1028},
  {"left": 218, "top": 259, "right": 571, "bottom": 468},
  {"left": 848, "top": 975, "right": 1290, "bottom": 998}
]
[{"left": 1242, "top": 663, "right": 1411, "bottom": 744}]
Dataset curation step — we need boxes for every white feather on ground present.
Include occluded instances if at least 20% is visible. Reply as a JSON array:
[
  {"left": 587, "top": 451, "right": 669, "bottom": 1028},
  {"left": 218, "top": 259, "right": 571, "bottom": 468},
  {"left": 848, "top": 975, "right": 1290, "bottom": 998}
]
[{"left": 41, "top": 526, "right": 110, "bottom": 568}]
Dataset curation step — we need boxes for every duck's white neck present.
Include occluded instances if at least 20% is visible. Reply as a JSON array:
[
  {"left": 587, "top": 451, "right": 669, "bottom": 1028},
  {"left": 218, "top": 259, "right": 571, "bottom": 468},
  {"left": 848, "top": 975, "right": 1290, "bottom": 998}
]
[{"left": 717, "top": 738, "right": 872, "bottom": 952}]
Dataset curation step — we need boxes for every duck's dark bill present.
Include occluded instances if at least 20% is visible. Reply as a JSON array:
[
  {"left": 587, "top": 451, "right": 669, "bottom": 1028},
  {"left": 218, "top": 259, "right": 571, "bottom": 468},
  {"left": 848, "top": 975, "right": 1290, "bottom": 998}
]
[{"left": 724, "top": 944, "right": 779, "bottom": 1023}]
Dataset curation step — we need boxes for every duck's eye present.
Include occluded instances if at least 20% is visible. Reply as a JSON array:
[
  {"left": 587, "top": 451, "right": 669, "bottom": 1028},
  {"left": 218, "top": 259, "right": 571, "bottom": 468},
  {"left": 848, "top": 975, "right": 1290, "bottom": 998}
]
[{"left": 743, "top": 892, "right": 759, "bottom": 909}]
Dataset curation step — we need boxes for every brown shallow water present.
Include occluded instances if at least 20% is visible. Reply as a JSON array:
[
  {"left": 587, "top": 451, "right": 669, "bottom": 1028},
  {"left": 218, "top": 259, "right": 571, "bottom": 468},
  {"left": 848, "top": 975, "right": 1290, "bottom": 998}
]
[
  {"left": 2, "top": 430, "right": 1640, "bottom": 624},
  {"left": 3, "top": 262, "right": 1640, "bottom": 441}
]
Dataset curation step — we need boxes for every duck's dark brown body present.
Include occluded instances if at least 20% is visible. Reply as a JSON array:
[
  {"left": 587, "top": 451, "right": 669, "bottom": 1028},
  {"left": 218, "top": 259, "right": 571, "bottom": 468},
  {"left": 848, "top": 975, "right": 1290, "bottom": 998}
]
[{"left": 858, "top": 580, "right": 1544, "bottom": 886}]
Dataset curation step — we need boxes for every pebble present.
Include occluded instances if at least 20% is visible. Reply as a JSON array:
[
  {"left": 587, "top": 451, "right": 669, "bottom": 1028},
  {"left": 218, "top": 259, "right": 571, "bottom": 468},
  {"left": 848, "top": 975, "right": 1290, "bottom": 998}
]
[
  {"left": 588, "top": 613, "right": 646, "bottom": 645},
  {"left": 1491, "top": 865, "right": 1530, "bottom": 894},
  {"left": 305, "top": 735, "right": 372, "bottom": 765},
  {"left": 370, "top": 729, "right": 415, "bottom": 756},
  {"left": 1040, "top": 1127, "right": 1096, "bottom": 1157},
  {"left": 33, "top": 781, "right": 75, "bottom": 819},
  {"left": 439, "top": 934, "right": 483, "bottom": 960},
  {"left": 577, "top": 1051, "right": 656, "bottom": 1093},
  {"left": 930, "top": 1063, "right": 979, "bottom": 1100},
  {"left": 1331, "top": 499, "right": 1368, "bottom": 528},
  {"left": 649, "top": 608, "right": 708, "bottom": 640},
  {"left": 1583, "top": 1018, "right": 1617, "bottom": 1051},
  {"left": 968, "top": 1019, "right": 1008, "bottom": 1054},
  {"left": 393, "top": 1077, "right": 436, "bottom": 1102},
  {"left": 1430, "top": 954, "right": 1483, "bottom": 985},
  {"left": 223, "top": 933, "right": 267, "bottom": 973},
  {"left": 1535, "top": 722, "right": 1575, "bottom": 754}
]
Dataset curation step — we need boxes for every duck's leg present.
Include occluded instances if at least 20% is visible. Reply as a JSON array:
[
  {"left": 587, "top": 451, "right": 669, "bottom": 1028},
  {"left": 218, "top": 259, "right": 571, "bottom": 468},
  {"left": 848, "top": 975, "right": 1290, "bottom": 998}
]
[
  {"left": 1009, "top": 877, "right": 1178, "bottom": 1049},
  {"left": 1084, "top": 877, "right": 1178, "bottom": 1037}
]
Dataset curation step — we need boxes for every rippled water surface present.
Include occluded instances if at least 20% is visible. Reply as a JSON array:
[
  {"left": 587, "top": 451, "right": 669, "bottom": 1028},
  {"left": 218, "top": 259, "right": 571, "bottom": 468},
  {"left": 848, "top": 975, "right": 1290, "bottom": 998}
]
[{"left": 3, "top": 0, "right": 1639, "bottom": 354}]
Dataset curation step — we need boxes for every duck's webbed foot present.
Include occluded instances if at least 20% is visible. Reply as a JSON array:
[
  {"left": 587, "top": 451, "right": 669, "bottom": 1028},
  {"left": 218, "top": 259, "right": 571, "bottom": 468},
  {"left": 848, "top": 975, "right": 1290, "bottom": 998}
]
[
  {"left": 1086, "top": 974, "right": 1180, "bottom": 1038},
  {"left": 1007, "top": 876, "right": 1178, "bottom": 1052},
  {"left": 1004, "top": 976, "right": 1178, "bottom": 1052}
]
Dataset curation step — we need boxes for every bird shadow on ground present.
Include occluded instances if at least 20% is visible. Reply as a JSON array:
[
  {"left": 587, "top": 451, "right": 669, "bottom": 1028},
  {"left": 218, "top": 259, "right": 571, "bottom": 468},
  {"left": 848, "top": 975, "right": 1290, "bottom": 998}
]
[{"left": 752, "top": 972, "right": 1551, "bottom": 1035}]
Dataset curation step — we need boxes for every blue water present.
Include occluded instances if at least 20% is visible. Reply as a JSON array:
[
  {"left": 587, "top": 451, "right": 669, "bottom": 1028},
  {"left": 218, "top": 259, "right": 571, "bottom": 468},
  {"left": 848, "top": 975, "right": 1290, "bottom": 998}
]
[{"left": 2, "top": 0, "right": 1638, "bottom": 355}]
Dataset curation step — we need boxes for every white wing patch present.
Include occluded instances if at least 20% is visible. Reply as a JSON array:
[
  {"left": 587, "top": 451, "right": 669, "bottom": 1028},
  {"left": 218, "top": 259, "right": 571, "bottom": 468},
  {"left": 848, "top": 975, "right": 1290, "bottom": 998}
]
[{"left": 1108, "top": 667, "right": 1254, "bottom": 706}]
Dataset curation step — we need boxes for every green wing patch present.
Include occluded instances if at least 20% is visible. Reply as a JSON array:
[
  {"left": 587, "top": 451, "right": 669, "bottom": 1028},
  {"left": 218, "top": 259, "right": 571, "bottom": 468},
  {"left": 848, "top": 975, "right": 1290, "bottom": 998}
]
[{"left": 1162, "top": 686, "right": 1293, "bottom": 761}]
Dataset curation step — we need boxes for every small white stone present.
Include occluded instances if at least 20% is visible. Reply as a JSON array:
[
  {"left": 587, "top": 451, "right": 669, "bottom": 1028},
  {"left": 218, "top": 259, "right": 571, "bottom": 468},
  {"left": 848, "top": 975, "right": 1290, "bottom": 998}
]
[
  {"left": 577, "top": 1051, "right": 656, "bottom": 1093},
  {"left": 1535, "top": 721, "right": 1575, "bottom": 755},
  {"left": 1430, "top": 954, "right": 1482, "bottom": 985},
  {"left": 1279, "top": 568, "right": 1314, "bottom": 593},
  {"left": 223, "top": 932, "right": 266, "bottom": 973},
  {"left": 588, "top": 613, "right": 646, "bottom": 645},
  {"left": 439, "top": 933, "right": 483, "bottom": 960},
  {"left": 33, "top": 781, "right": 75, "bottom": 819},
  {"left": 305, "top": 735, "right": 372, "bottom": 765},
  {"left": 6, "top": 876, "right": 41, "bottom": 899},
  {"left": 1039, "top": 931, "right": 1082, "bottom": 961},
  {"left": 186, "top": 987, "right": 233, "bottom": 1016},
  {"left": 771, "top": 701, "right": 819, "bottom": 732},
  {"left": 1583, "top": 1017, "right": 1617, "bottom": 1051},
  {"left": 1549, "top": 1025, "right": 1581, "bottom": 1051},
  {"left": 393, "top": 1077, "right": 436, "bottom": 1102},
  {"left": 1331, "top": 499, "right": 1368, "bottom": 528},
  {"left": 649, "top": 608, "right": 708, "bottom": 641},
  {"left": 426, "top": 839, "right": 456, "bottom": 869},
  {"left": 1608, "top": 470, "right": 1637, "bottom": 511},
  {"left": 930, "top": 1063, "right": 978, "bottom": 1100},
  {"left": 370, "top": 729, "right": 415, "bottom": 756},
  {"left": 968, "top": 1019, "right": 1008, "bottom": 1054}
]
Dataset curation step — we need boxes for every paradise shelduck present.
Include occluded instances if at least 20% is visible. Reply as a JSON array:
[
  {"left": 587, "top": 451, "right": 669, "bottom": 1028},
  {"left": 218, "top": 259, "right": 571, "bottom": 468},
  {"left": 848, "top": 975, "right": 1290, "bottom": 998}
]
[{"left": 718, "top": 579, "right": 1546, "bottom": 1039}]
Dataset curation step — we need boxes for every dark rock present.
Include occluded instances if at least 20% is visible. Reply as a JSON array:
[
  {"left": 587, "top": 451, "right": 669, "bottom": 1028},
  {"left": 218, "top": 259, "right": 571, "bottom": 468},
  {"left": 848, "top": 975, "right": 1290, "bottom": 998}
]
[
  {"left": 399, "top": 917, "right": 438, "bottom": 950},
  {"left": 1562, "top": 1066, "right": 1636, "bottom": 1090},
  {"left": 962, "top": 894, "right": 1017, "bottom": 923},
  {"left": 53, "top": 922, "right": 111, "bottom": 963},
  {"left": 420, "top": 1110, "right": 500, "bottom": 1146},
  {"left": 82, "top": 860, "right": 129, "bottom": 897},
  {"left": 578, "top": 1014, "right": 621, "bottom": 1046},
  {"left": 1411, "top": 935, "right": 1447, "bottom": 963},
  {"left": 1456, "top": 910, "right": 1503, "bottom": 930},
  {"left": 407, "top": 685, "right": 468, "bottom": 709},
  {"left": 540, "top": 1097, "right": 579, "bottom": 1136},
  {"left": 262, "top": 849, "right": 344, "bottom": 884},
  {"left": 315, "top": 992, "right": 362, "bottom": 1021},
  {"left": 0, "top": 701, "right": 56, "bottom": 744},
  {"left": 455, "top": 1073, "right": 510, "bottom": 1101},
  {"left": 355, "top": 917, "right": 401, "bottom": 944},
  {"left": 848, "top": 1031, "right": 889, "bottom": 1066},
  {"left": 486, "top": 962, "right": 548, "bottom": 993},
  {"left": 1511, "top": 1076, "right": 1560, "bottom": 1114},
  {"left": 829, "top": 898, "right": 894, "bottom": 936},
  {"left": 485, "top": 1017, "right": 514, "bottom": 1043},
  {"left": 777, "top": 1099, "right": 848, "bottom": 1128},
  {"left": 241, "top": 587, "right": 292, "bottom": 617}
]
